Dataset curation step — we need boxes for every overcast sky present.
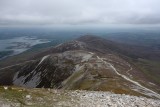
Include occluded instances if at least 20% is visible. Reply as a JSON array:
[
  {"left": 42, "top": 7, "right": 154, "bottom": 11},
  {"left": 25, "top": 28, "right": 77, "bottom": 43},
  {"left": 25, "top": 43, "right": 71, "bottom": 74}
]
[{"left": 0, "top": 0, "right": 160, "bottom": 26}]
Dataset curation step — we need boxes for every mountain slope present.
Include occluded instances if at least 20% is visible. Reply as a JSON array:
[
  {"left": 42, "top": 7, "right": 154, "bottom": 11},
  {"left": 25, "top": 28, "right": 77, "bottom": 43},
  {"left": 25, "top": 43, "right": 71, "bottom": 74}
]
[{"left": 0, "top": 35, "right": 160, "bottom": 99}]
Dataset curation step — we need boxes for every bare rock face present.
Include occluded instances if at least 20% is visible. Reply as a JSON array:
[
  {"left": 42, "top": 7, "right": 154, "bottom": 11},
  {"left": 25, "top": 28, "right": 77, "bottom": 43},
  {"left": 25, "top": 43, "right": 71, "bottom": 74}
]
[{"left": 13, "top": 50, "right": 92, "bottom": 88}]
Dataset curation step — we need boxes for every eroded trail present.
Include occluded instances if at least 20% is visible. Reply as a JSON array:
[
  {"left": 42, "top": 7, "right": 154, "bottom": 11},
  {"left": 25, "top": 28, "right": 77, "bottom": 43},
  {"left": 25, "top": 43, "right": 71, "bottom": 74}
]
[{"left": 97, "top": 56, "right": 160, "bottom": 99}]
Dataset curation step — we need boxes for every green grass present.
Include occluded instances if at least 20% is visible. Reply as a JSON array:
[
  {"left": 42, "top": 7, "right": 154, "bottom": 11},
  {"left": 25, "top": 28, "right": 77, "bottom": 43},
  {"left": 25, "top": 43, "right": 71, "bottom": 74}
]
[
  {"left": 119, "top": 54, "right": 160, "bottom": 93},
  {"left": 135, "top": 59, "right": 160, "bottom": 84},
  {"left": 62, "top": 69, "right": 84, "bottom": 89},
  {"left": 0, "top": 86, "right": 28, "bottom": 105}
]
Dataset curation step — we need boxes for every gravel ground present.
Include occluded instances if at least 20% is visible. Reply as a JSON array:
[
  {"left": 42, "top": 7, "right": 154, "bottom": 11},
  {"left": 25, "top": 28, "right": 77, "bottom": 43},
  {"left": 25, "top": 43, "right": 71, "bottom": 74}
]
[
  {"left": 0, "top": 88, "right": 160, "bottom": 107},
  {"left": 70, "top": 90, "right": 160, "bottom": 107}
]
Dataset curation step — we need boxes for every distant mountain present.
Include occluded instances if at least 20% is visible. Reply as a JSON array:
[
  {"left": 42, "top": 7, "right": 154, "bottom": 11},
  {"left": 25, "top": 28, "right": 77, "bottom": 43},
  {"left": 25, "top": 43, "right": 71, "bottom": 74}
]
[{"left": 0, "top": 35, "right": 160, "bottom": 99}]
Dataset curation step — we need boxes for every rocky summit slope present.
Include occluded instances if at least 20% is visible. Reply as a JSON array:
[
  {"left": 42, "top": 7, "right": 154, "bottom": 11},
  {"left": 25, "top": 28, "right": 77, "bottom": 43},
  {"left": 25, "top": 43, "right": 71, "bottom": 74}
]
[
  {"left": 0, "top": 86, "right": 160, "bottom": 107},
  {"left": 0, "top": 35, "right": 160, "bottom": 100}
]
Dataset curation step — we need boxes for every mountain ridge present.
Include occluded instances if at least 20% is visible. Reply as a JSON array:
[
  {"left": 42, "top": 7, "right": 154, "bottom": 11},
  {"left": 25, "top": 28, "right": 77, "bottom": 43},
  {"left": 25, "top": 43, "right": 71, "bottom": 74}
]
[{"left": 0, "top": 35, "right": 160, "bottom": 99}]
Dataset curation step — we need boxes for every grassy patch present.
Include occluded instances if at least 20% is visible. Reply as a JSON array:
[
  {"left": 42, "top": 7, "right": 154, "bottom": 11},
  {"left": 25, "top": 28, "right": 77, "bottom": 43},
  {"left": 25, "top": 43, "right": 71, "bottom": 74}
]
[
  {"left": 62, "top": 69, "right": 85, "bottom": 89},
  {"left": 135, "top": 59, "right": 160, "bottom": 84},
  {"left": 0, "top": 86, "right": 28, "bottom": 105},
  {"left": 78, "top": 79, "right": 98, "bottom": 90}
]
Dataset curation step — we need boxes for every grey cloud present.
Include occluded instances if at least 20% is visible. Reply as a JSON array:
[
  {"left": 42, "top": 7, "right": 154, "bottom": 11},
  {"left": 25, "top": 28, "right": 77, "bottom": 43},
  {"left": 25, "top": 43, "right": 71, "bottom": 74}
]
[{"left": 0, "top": 0, "right": 160, "bottom": 26}]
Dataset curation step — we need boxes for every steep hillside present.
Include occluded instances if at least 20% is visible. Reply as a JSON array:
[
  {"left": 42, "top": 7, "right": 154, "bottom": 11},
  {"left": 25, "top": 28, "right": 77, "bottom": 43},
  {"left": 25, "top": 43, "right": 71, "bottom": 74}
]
[{"left": 77, "top": 35, "right": 160, "bottom": 91}]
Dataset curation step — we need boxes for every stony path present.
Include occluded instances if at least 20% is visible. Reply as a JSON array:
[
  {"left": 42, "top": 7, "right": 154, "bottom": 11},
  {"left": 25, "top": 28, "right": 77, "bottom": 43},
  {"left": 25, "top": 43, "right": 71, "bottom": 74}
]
[{"left": 96, "top": 55, "right": 160, "bottom": 99}]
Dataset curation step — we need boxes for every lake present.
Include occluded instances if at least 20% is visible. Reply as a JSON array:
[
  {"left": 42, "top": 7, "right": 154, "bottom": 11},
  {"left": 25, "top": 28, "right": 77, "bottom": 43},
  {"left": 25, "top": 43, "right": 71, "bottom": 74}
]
[{"left": 0, "top": 36, "right": 50, "bottom": 60}]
